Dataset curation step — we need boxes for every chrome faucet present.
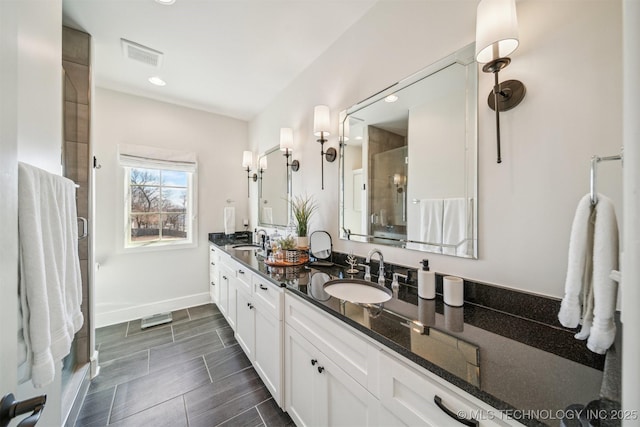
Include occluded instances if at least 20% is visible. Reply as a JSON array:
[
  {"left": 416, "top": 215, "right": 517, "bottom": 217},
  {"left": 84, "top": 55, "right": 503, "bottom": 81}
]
[
  {"left": 366, "top": 248, "right": 386, "bottom": 286},
  {"left": 255, "top": 228, "right": 268, "bottom": 249}
]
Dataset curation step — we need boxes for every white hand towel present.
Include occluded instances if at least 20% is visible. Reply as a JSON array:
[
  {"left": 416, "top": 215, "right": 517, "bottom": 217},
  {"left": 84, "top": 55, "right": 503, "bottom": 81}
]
[
  {"left": 559, "top": 194, "right": 594, "bottom": 328},
  {"left": 18, "top": 162, "right": 84, "bottom": 387},
  {"left": 224, "top": 206, "right": 235, "bottom": 235},
  {"left": 443, "top": 198, "right": 466, "bottom": 256},
  {"left": 587, "top": 194, "right": 618, "bottom": 354},
  {"left": 558, "top": 193, "right": 619, "bottom": 355},
  {"left": 262, "top": 207, "right": 273, "bottom": 224},
  {"left": 419, "top": 199, "right": 443, "bottom": 253}
]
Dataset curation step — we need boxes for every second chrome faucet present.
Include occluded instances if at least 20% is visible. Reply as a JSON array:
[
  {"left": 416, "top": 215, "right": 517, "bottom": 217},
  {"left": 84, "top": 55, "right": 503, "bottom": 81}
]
[{"left": 366, "top": 248, "right": 386, "bottom": 287}]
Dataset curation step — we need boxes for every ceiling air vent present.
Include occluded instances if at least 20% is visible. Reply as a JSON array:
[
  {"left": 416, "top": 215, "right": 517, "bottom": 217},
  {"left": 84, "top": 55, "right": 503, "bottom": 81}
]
[{"left": 121, "top": 38, "right": 164, "bottom": 68}]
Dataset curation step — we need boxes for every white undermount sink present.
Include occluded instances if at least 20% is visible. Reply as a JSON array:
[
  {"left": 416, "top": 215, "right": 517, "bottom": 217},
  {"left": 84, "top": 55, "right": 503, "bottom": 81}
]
[
  {"left": 232, "top": 244, "right": 262, "bottom": 250},
  {"left": 323, "top": 279, "right": 392, "bottom": 304}
]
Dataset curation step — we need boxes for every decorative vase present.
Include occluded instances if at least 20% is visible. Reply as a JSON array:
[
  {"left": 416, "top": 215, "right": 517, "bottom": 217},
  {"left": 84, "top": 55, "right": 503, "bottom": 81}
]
[
  {"left": 285, "top": 249, "right": 300, "bottom": 264},
  {"left": 296, "top": 236, "right": 308, "bottom": 248}
]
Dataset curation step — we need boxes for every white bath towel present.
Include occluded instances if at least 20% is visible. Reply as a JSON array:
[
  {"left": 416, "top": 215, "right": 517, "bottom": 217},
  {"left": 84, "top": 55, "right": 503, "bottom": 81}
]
[
  {"left": 558, "top": 193, "right": 619, "bottom": 354},
  {"left": 18, "top": 162, "right": 84, "bottom": 387},
  {"left": 586, "top": 195, "right": 618, "bottom": 354},
  {"left": 224, "top": 206, "right": 235, "bottom": 235},
  {"left": 262, "top": 207, "right": 273, "bottom": 224},
  {"left": 443, "top": 198, "right": 466, "bottom": 256},
  {"left": 558, "top": 194, "right": 593, "bottom": 329},
  {"left": 419, "top": 199, "right": 443, "bottom": 253}
]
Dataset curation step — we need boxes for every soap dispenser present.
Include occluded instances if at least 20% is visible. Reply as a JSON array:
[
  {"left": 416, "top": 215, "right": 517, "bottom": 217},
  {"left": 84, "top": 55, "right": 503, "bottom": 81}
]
[{"left": 418, "top": 259, "right": 435, "bottom": 299}]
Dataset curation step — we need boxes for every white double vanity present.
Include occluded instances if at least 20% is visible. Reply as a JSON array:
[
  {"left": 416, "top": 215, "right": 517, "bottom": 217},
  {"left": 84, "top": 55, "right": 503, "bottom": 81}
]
[{"left": 209, "top": 242, "right": 531, "bottom": 427}]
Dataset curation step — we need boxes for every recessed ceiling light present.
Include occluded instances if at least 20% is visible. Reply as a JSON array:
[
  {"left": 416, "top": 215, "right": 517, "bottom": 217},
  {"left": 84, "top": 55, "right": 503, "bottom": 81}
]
[
  {"left": 148, "top": 76, "right": 166, "bottom": 86},
  {"left": 385, "top": 94, "right": 399, "bottom": 103},
  {"left": 355, "top": 136, "right": 363, "bottom": 140},
  {"left": 154, "top": 0, "right": 176, "bottom": 5}
]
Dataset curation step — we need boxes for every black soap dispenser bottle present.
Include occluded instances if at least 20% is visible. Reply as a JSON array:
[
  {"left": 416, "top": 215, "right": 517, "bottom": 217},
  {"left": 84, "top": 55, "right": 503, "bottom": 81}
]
[{"left": 418, "top": 259, "right": 435, "bottom": 299}]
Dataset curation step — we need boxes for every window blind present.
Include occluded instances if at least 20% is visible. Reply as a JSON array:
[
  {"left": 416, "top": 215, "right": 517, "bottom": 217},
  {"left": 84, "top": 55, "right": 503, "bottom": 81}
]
[{"left": 118, "top": 143, "right": 197, "bottom": 172}]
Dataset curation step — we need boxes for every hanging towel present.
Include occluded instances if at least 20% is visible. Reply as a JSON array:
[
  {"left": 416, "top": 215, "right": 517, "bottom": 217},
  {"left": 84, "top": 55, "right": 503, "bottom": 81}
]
[
  {"left": 262, "top": 207, "right": 273, "bottom": 224},
  {"left": 586, "top": 194, "right": 618, "bottom": 354},
  {"left": 559, "top": 194, "right": 593, "bottom": 328},
  {"left": 419, "top": 199, "right": 443, "bottom": 253},
  {"left": 558, "top": 193, "right": 619, "bottom": 354},
  {"left": 17, "top": 162, "right": 83, "bottom": 387},
  {"left": 224, "top": 206, "right": 236, "bottom": 235},
  {"left": 442, "top": 198, "right": 466, "bottom": 256}
]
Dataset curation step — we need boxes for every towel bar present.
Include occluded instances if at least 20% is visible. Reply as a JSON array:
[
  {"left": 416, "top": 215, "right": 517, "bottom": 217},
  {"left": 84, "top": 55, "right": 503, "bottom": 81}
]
[{"left": 590, "top": 150, "right": 623, "bottom": 205}]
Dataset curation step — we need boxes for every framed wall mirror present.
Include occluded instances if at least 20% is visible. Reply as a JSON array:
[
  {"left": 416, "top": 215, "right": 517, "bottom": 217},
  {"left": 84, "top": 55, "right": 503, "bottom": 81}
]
[
  {"left": 339, "top": 43, "right": 478, "bottom": 258},
  {"left": 258, "top": 146, "right": 290, "bottom": 228}
]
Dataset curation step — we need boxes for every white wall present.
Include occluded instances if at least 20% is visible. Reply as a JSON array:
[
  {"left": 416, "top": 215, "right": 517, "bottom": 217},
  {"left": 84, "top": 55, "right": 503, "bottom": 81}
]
[
  {"left": 15, "top": 0, "right": 63, "bottom": 175},
  {"left": 249, "top": 0, "right": 622, "bottom": 298},
  {"left": 622, "top": 0, "right": 640, "bottom": 421},
  {"left": 93, "top": 88, "right": 249, "bottom": 326},
  {"left": 1, "top": 0, "right": 63, "bottom": 425}
]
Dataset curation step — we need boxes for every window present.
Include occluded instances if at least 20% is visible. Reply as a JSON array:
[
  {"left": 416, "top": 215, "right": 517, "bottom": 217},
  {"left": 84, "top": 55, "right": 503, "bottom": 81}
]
[{"left": 119, "top": 144, "right": 197, "bottom": 249}]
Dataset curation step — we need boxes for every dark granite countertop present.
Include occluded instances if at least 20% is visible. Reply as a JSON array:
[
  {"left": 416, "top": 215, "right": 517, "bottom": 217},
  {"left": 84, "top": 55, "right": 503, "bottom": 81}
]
[{"left": 209, "top": 234, "right": 613, "bottom": 427}]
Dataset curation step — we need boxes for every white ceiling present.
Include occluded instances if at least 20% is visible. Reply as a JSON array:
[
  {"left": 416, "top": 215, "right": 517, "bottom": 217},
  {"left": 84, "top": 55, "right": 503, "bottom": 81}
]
[{"left": 62, "top": 0, "right": 377, "bottom": 121}]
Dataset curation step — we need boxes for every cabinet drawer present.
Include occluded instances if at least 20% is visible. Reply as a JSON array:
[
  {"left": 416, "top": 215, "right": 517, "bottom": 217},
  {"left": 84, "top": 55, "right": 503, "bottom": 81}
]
[
  {"left": 284, "top": 293, "right": 379, "bottom": 393},
  {"left": 253, "top": 275, "right": 283, "bottom": 319},
  {"left": 379, "top": 351, "right": 515, "bottom": 427},
  {"left": 233, "top": 261, "right": 252, "bottom": 294}
]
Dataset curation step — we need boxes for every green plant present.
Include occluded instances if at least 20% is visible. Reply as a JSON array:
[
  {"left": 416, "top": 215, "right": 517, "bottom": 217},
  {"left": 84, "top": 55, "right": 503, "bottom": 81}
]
[
  {"left": 290, "top": 194, "right": 318, "bottom": 237},
  {"left": 278, "top": 235, "right": 297, "bottom": 250}
]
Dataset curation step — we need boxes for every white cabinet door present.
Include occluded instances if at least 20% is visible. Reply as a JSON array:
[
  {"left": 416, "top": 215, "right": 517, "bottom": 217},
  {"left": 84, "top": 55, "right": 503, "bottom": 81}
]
[
  {"left": 227, "top": 274, "right": 238, "bottom": 331},
  {"left": 236, "top": 289, "right": 255, "bottom": 360},
  {"left": 209, "top": 245, "right": 220, "bottom": 303},
  {"left": 218, "top": 264, "right": 233, "bottom": 318},
  {"left": 285, "top": 326, "right": 378, "bottom": 427},
  {"left": 319, "top": 351, "right": 380, "bottom": 427},
  {"left": 285, "top": 327, "right": 321, "bottom": 427},
  {"left": 254, "top": 307, "right": 282, "bottom": 406}
]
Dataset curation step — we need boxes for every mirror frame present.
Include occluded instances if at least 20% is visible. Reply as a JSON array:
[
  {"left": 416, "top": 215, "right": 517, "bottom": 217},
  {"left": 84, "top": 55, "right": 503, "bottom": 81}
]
[
  {"left": 338, "top": 43, "right": 478, "bottom": 258},
  {"left": 257, "top": 145, "right": 291, "bottom": 228}
]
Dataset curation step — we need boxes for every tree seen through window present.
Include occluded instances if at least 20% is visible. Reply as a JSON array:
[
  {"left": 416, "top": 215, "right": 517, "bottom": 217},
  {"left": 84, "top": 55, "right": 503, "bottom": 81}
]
[{"left": 128, "top": 167, "right": 190, "bottom": 244}]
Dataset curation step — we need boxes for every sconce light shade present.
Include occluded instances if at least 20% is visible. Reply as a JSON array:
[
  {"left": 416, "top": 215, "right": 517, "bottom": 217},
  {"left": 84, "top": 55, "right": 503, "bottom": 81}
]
[
  {"left": 242, "top": 150, "right": 253, "bottom": 168},
  {"left": 475, "top": 0, "right": 519, "bottom": 64},
  {"left": 280, "top": 128, "right": 294, "bottom": 152},
  {"left": 313, "top": 105, "right": 331, "bottom": 136},
  {"left": 259, "top": 156, "right": 268, "bottom": 171}
]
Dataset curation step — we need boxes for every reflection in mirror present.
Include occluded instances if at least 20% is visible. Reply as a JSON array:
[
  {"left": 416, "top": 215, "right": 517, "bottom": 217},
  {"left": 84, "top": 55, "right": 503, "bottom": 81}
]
[
  {"left": 308, "top": 272, "right": 331, "bottom": 301},
  {"left": 340, "top": 43, "right": 478, "bottom": 258},
  {"left": 309, "top": 230, "right": 333, "bottom": 267},
  {"left": 258, "top": 146, "right": 289, "bottom": 227}
]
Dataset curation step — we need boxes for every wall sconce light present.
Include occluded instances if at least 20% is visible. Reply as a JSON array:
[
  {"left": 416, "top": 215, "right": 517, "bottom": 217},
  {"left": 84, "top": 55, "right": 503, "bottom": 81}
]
[
  {"left": 256, "top": 156, "right": 267, "bottom": 199},
  {"left": 475, "top": 0, "right": 526, "bottom": 164},
  {"left": 253, "top": 156, "right": 267, "bottom": 182},
  {"left": 280, "top": 127, "right": 300, "bottom": 172},
  {"left": 259, "top": 156, "right": 268, "bottom": 176},
  {"left": 314, "top": 105, "right": 336, "bottom": 190},
  {"left": 242, "top": 150, "right": 253, "bottom": 197}
]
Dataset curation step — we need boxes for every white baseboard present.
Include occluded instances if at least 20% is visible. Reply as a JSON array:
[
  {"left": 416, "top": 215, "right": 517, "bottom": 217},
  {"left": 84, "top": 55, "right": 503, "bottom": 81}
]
[{"left": 96, "top": 292, "right": 211, "bottom": 327}]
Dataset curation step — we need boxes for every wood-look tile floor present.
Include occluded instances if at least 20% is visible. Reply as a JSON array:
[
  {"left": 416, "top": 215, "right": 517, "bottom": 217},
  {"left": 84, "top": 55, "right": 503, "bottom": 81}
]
[{"left": 75, "top": 304, "right": 295, "bottom": 427}]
